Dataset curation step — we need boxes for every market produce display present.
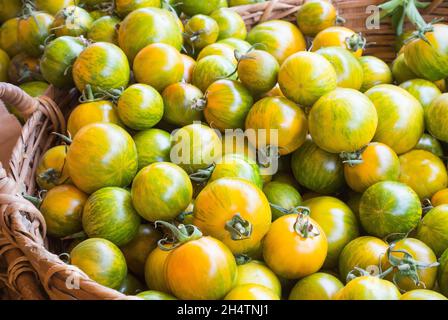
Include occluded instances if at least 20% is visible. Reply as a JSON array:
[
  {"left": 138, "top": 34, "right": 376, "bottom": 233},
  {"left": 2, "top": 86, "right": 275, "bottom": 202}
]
[{"left": 1, "top": 0, "right": 448, "bottom": 301}]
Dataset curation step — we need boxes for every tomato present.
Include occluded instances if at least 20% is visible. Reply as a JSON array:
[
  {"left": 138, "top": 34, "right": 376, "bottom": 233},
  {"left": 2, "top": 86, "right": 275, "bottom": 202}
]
[
  {"left": 35, "top": 0, "right": 75, "bottom": 15},
  {"left": 192, "top": 55, "right": 236, "bottom": 92},
  {"left": 237, "top": 50, "right": 279, "bottom": 95},
  {"left": 40, "top": 185, "right": 87, "bottom": 238},
  {"left": 115, "top": 0, "right": 161, "bottom": 17},
  {"left": 210, "top": 8, "right": 247, "bottom": 40},
  {"left": 399, "top": 150, "right": 447, "bottom": 200},
  {"left": 400, "top": 289, "right": 447, "bottom": 300},
  {"left": 263, "top": 181, "right": 302, "bottom": 221},
  {"left": 338, "top": 236, "right": 389, "bottom": 282},
  {"left": 391, "top": 53, "right": 417, "bottom": 84},
  {"left": 400, "top": 79, "right": 442, "bottom": 110},
  {"left": 365, "top": 84, "right": 424, "bottom": 155},
  {"left": 291, "top": 138, "right": 345, "bottom": 194},
  {"left": 82, "top": 187, "right": 141, "bottom": 246},
  {"left": 312, "top": 26, "right": 364, "bottom": 57},
  {"left": 162, "top": 82, "right": 203, "bottom": 127},
  {"left": 73, "top": 42, "right": 130, "bottom": 93},
  {"left": 118, "top": 8, "right": 183, "bottom": 62},
  {"left": 0, "top": 0, "right": 21, "bottom": 23},
  {"left": 218, "top": 37, "right": 252, "bottom": 53},
  {"left": 70, "top": 238, "right": 127, "bottom": 289},
  {"left": 7, "top": 53, "right": 42, "bottom": 85},
  {"left": 404, "top": 24, "right": 448, "bottom": 81},
  {"left": 121, "top": 224, "right": 160, "bottom": 277},
  {"left": 0, "top": 18, "right": 22, "bottom": 57},
  {"left": 0, "top": 48, "right": 9, "bottom": 82},
  {"left": 170, "top": 123, "right": 222, "bottom": 173},
  {"left": 51, "top": 6, "right": 93, "bottom": 38},
  {"left": 247, "top": 20, "right": 306, "bottom": 64},
  {"left": 425, "top": 93, "right": 448, "bottom": 142},
  {"left": 345, "top": 191, "right": 362, "bottom": 221},
  {"left": 144, "top": 246, "right": 171, "bottom": 293},
  {"left": 296, "top": 0, "right": 336, "bottom": 37},
  {"left": 431, "top": 189, "right": 448, "bottom": 206},
  {"left": 40, "top": 36, "right": 87, "bottom": 88},
  {"left": 439, "top": 249, "right": 448, "bottom": 296},
  {"left": 245, "top": 97, "right": 308, "bottom": 155},
  {"left": 359, "top": 181, "right": 422, "bottom": 238},
  {"left": 279, "top": 51, "right": 337, "bottom": 107},
  {"left": 18, "top": 12, "right": 54, "bottom": 57},
  {"left": 193, "top": 178, "right": 271, "bottom": 255},
  {"left": 133, "top": 129, "right": 172, "bottom": 170},
  {"left": 184, "top": 14, "right": 219, "bottom": 51},
  {"left": 289, "top": 272, "right": 343, "bottom": 300},
  {"left": 395, "top": 30, "right": 414, "bottom": 53},
  {"left": 67, "top": 100, "right": 122, "bottom": 138},
  {"left": 224, "top": 284, "right": 280, "bottom": 300},
  {"left": 181, "top": 0, "right": 221, "bottom": 16},
  {"left": 344, "top": 142, "right": 400, "bottom": 193},
  {"left": 416, "top": 205, "right": 448, "bottom": 257},
  {"left": 67, "top": 123, "right": 138, "bottom": 194},
  {"left": 78, "top": 0, "right": 105, "bottom": 9},
  {"left": 359, "top": 56, "right": 393, "bottom": 92},
  {"left": 263, "top": 84, "right": 284, "bottom": 98},
  {"left": 137, "top": 290, "right": 177, "bottom": 300},
  {"left": 118, "top": 273, "right": 146, "bottom": 295},
  {"left": 36, "top": 145, "right": 70, "bottom": 191},
  {"left": 309, "top": 88, "right": 378, "bottom": 153},
  {"left": 235, "top": 260, "right": 282, "bottom": 297},
  {"left": 383, "top": 238, "right": 438, "bottom": 291},
  {"left": 334, "top": 276, "right": 401, "bottom": 300},
  {"left": 197, "top": 43, "right": 237, "bottom": 64},
  {"left": 87, "top": 16, "right": 120, "bottom": 45},
  {"left": 436, "top": 79, "right": 447, "bottom": 92},
  {"left": 263, "top": 213, "right": 328, "bottom": 279}
]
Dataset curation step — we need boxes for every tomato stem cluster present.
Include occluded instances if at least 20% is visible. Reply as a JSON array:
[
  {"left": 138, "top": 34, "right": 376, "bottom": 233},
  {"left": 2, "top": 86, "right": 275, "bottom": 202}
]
[
  {"left": 155, "top": 221, "right": 203, "bottom": 251},
  {"left": 225, "top": 214, "right": 253, "bottom": 241}
]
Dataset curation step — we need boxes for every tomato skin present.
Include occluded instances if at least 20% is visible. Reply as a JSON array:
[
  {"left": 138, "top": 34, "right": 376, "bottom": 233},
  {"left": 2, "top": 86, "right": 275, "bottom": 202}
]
[
  {"left": 36, "top": 145, "right": 70, "bottom": 191},
  {"left": 87, "top": 16, "right": 120, "bottom": 45},
  {"left": 365, "top": 84, "right": 424, "bottom": 155},
  {"left": 82, "top": 187, "right": 141, "bottom": 246},
  {"left": 391, "top": 53, "right": 418, "bottom": 84},
  {"left": 400, "top": 289, "right": 447, "bottom": 300},
  {"left": 165, "top": 236, "right": 237, "bottom": 300},
  {"left": 263, "top": 214, "right": 328, "bottom": 279},
  {"left": 359, "top": 181, "right": 422, "bottom": 238},
  {"left": 197, "top": 43, "right": 237, "bottom": 64},
  {"left": 18, "top": 12, "right": 54, "bottom": 57},
  {"left": 192, "top": 55, "right": 236, "bottom": 92},
  {"left": 312, "top": 26, "right": 363, "bottom": 57},
  {"left": 133, "top": 129, "right": 172, "bottom": 170},
  {"left": 296, "top": 0, "right": 336, "bottom": 37},
  {"left": 0, "top": 18, "right": 22, "bottom": 57},
  {"left": 344, "top": 142, "right": 400, "bottom": 193},
  {"left": 309, "top": 88, "right": 378, "bottom": 153},
  {"left": 224, "top": 284, "right": 280, "bottom": 300},
  {"left": 180, "top": 54, "right": 196, "bottom": 83},
  {"left": 7, "top": 53, "right": 41, "bottom": 85},
  {"left": 144, "top": 247, "right": 171, "bottom": 293},
  {"left": 304, "top": 196, "right": 359, "bottom": 269},
  {"left": 0, "top": 0, "right": 22, "bottom": 23},
  {"left": 263, "top": 181, "right": 302, "bottom": 221},
  {"left": 289, "top": 272, "right": 343, "bottom": 300},
  {"left": 115, "top": 0, "right": 161, "bottom": 18},
  {"left": 245, "top": 97, "right": 308, "bottom": 155},
  {"left": 185, "top": 14, "right": 219, "bottom": 51},
  {"left": 35, "top": 0, "right": 75, "bottom": 16},
  {"left": 181, "top": 0, "right": 221, "bottom": 16},
  {"left": 334, "top": 276, "right": 401, "bottom": 300},
  {"left": 162, "top": 82, "right": 203, "bottom": 127},
  {"left": 118, "top": 8, "right": 183, "bottom": 62},
  {"left": 210, "top": 8, "right": 247, "bottom": 40},
  {"left": 51, "top": 6, "right": 94, "bottom": 38},
  {"left": 193, "top": 178, "right": 271, "bottom": 255},
  {"left": 40, "top": 185, "right": 87, "bottom": 238},
  {"left": 218, "top": 37, "right": 252, "bottom": 53},
  {"left": 70, "top": 238, "right": 127, "bottom": 290},
  {"left": 438, "top": 249, "right": 448, "bottom": 297},
  {"left": 399, "top": 150, "right": 448, "bottom": 200},
  {"left": 118, "top": 273, "right": 146, "bottom": 295},
  {"left": 137, "top": 290, "right": 177, "bottom": 300},
  {"left": 416, "top": 205, "right": 448, "bottom": 257},
  {"left": 279, "top": 51, "right": 337, "bottom": 107},
  {"left": 204, "top": 79, "right": 253, "bottom": 131},
  {"left": 66, "top": 123, "right": 138, "bottom": 194},
  {"left": 291, "top": 138, "right": 345, "bottom": 194},
  {"left": 431, "top": 188, "right": 448, "bottom": 206},
  {"left": 317, "top": 47, "right": 364, "bottom": 90},
  {"left": 414, "top": 134, "right": 444, "bottom": 158},
  {"left": 121, "top": 224, "right": 160, "bottom": 277},
  {"left": 404, "top": 24, "right": 448, "bottom": 81},
  {"left": 338, "top": 236, "right": 389, "bottom": 282},
  {"left": 400, "top": 79, "right": 442, "bottom": 110},
  {"left": 40, "top": 36, "right": 87, "bottom": 88},
  {"left": 425, "top": 93, "right": 448, "bottom": 142},
  {"left": 247, "top": 20, "right": 306, "bottom": 64},
  {"left": 235, "top": 260, "right": 282, "bottom": 297},
  {"left": 359, "top": 56, "right": 393, "bottom": 92}
]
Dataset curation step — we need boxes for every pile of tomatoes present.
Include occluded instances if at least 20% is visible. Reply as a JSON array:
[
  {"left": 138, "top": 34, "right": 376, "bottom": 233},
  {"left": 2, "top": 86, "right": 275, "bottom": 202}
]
[{"left": 2, "top": 0, "right": 448, "bottom": 301}]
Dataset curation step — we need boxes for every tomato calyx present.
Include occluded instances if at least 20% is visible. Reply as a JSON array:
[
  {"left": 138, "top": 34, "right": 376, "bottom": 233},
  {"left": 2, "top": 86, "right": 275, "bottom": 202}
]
[
  {"left": 79, "top": 84, "right": 124, "bottom": 103},
  {"left": 190, "top": 97, "right": 207, "bottom": 111},
  {"left": 91, "top": 1, "right": 115, "bottom": 16},
  {"left": 345, "top": 32, "right": 366, "bottom": 53},
  {"left": 339, "top": 146, "right": 367, "bottom": 167},
  {"left": 258, "top": 145, "right": 281, "bottom": 168},
  {"left": 155, "top": 221, "right": 203, "bottom": 251},
  {"left": 405, "top": 18, "right": 445, "bottom": 46},
  {"left": 235, "top": 254, "right": 252, "bottom": 265},
  {"left": 421, "top": 198, "right": 433, "bottom": 215},
  {"left": 225, "top": 214, "right": 253, "bottom": 241},
  {"left": 292, "top": 207, "right": 320, "bottom": 238},
  {"left": 20, "top": 0, "right": 37, "bottom": 19},
  {"left": 23, "top": 192, "right": 44, "bottom": 208},
  {"left": 189, "top": 163, "right": 216, "bottom": 183}
]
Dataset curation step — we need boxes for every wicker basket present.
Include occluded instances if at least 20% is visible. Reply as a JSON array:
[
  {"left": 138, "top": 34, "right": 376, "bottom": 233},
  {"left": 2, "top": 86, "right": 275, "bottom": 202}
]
[{"left": 0, "top": 0, "right": 447, "bottom": 300}]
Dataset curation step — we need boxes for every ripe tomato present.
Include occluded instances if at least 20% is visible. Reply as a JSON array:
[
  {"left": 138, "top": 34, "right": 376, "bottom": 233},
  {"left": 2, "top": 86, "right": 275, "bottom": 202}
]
[
  {"left": 134, "top": 128, "right": 172, "bottom": 170},
  {"left": 439, "top": 249, "right": 448, "bottom": 297},
  {"left": 121, "top": 224, "right": 161, "bottom": 277},
  {"left": 235, "top": 260, "right": 282, "bottom": 297},
  {"left": 210, "top": 8, "right": 247, "bottom": 40},
  {"left": 289, "top": 272, "right": 343, "bottom": 300},
  {"left": 7, "top": 53, "right": 41, "bottom": 85},
  {"left": 0, "top": 18, "right": 22, "bottom": 57},
  {"left": 40, "top": 184, "right": 87, "bottom": 238},
  {"left": 316, "top": 47, "right": 364, "bottom": 90},
  {"left": 334, "top": 276, "right": 401, "bottom": 300},
  {"left": 137, "top": 291, "right": 177, "bottom": 300},
  {"left": 312, "top": 26, "right": 365, "bottom": 57},
  {"left": 391, "top": 53, "right": 417, "bottom": 84},
  {"left": 131, "top": 162, "right": 193, "bottom": 221},
  {"left": 224, "top": 284, "right": 280, "bottom": 300},
  {"left": 416, "top": 205, "right": 448, "bottom": 257},
  {"left": 66, "top": 123, "right": 138, "bottom": 194},
  {"left": 431, "top": 189, "right": 448, "bottom": 206},
  {"left": 304, "top": 196, "right": 359, "bottom": 269},
  {"left": 414, "top": 134, "right": 444, "bottom": 157},
  {"left": 181, "top": 0, "right": 221, "bottom": 16},
  {"left": 218, "top": 37, "right": 252, "bottom": 53},
  {"left": 359, "top": 56, "right": 393, "bottom": 92},
  {"left": 51, "top": 6, "right": 93, "bottom": 38},
  {"left": 400, "top": 79, "right": 442, "bottom": 110},
  {"left": 144, "top": 246, "right": 172, "bottom": 293},
  {"left": 118, "top": 8, "right": 183, "bottom": 61},
  {"left": 339, "top": 236, "right": 389, "bottom": 282},
  {"left": 87, "top": 16, "right": 120, "bottom": 45},
  {"left": 162, "top": 82, "right": 203, "bottom": 127},
  {"left": 279, "top": 51, "right": 337, "bottom": 107},
  {"left": 192, "top": 55, "right": 236, "bottom": 92},
  {"left": 36, "top": 145, "right": 70, "bottom": 191},
  {"left": 0, "top": 48, "right": 8, "bottom": 82},
  {"left": 0, "top": 0, "right": 21, "bottom": 23},
  {"left": 70, "top": 238, "right": 127, "bottom": 289},
  {"left": 425, "top": 93, "right": 448, "bottom": 142},
  {"left": 309, "top": 88, "right": 378, "bottom": 153},
  {"left": 197, "top": 43, "right": 237, "bottom": 64},
  {"left": 115, "top": 0, "right": 161, "bottom": 18},
  {"left": 296, "top": 0, "right": 336, "bottom": 37},
  {"left": 263, "top": 181, "right": 303, "bottom": 221},
  {"left": 400, "top": 289, "right": 447, "bottom": 300},
  {"left": 263, "top": 213, "right": 328, "bottom": 279},
  {"left": 365, "top": 84, "right": 424, "bottom": 155},
  {"left": 18, "top": 12, "right": 54, "bottom": 57},
  {"left": 344, "top": 142, "right": 400, "bottom": 193},
  {"left": 291, "top": 138, "right": 345, "bottom": 194},
  {"left": 359, "top": 181, "right": 422, "bottom": 238},
  {"left": 247, "top": 20, "right": 306, "bottom": 64},
  {"left": 245, "top": 96, "right": 308, "bottom": 156},
  {"left": 180, "top": 54, "right": 196, "bottom": 83},
  {"left": 118, "top": 273, "right": 146, "bottom": 296},
  {"left": 193, "top": 177, "right": 271, "bottom": 255},
  {"left": 184, "top": 14, "right": 219, "bottom": 51},
  {"left": 35, "top": 0, "right": 75, "bottom": 15}
]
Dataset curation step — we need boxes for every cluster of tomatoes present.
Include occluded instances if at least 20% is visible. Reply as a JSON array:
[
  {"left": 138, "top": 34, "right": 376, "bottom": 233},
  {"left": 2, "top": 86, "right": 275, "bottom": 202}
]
[{"left": 2, "top": 0, "right": 448, "bottom": 300}]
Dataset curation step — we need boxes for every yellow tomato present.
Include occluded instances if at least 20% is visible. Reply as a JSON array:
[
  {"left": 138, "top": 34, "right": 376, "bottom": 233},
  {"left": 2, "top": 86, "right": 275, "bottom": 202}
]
[
  {"left": 312, "top": 26, "right": 364, "bottom": 57},
  {"left": 36, "top": 145, "right": 71, "bottom": 191}
]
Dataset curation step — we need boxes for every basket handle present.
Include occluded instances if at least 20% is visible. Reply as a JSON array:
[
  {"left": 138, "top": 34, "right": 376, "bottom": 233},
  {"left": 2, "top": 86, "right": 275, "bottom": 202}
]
[{"left": 0, "top": 82, "right": 40, "bottom": 119}]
